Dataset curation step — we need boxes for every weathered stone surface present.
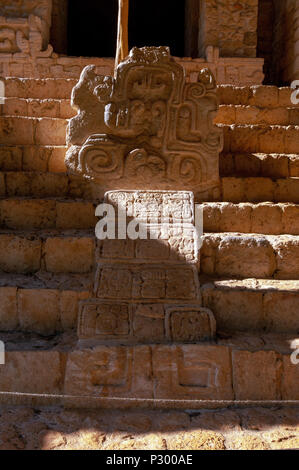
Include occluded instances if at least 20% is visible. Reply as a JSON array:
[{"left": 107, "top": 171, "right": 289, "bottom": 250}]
[
  {"left": 0, "top": 235, "right": 41, "bottom": 273},
  {"left": 0, "top": 351, "right": 62, "bottom": 394},
  {"left": 95, "top": 264, "right": 200, "bottom": 301},
  {"left": 232, "top": 350, "right": 281, "bottom": 400},
  {"left": 44, "top": 237, "right": 94, "bottom": 273},
  {"left": 66, "top": 47, "right": 222, "bottom": 198},
  {"left": 78, "top": 301, "right": 215, "bottom": 343},
  {"left": 18, "top": 289, "right": 60, "bottom": 335},
  {"left": 0, "top": 287, "right": 18, "bottom": 330},
  {"left": 64, "top": 346, "right": 153, "bottom": 398},
  {"left": 152, "top": 344, "right": 234, "bottom": 400}
]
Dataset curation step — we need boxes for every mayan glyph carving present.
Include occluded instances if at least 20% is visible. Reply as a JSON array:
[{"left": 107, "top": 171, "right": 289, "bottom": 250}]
[
  {"left": 0, "top": 14, "right": 53, "bottom": 56},
  {"left": 78, "top": 190, "right": 216, "bottom": 346},
  {"left": 66, "top": 47, "right": 223, "bottom": 199}
]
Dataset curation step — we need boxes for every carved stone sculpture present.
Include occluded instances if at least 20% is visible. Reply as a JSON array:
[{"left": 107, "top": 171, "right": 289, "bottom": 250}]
[{"left": 66, "top": 46, "right": 223, "bottom": 201}]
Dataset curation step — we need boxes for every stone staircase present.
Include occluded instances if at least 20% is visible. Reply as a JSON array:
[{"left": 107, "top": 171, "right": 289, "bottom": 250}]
[{"left": 0, "top": 78, "right": 298, "bottom": 407}]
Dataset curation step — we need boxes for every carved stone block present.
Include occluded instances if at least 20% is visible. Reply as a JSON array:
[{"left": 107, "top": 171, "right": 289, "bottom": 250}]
[
  {"left": 78, "top": 300, "right": 216, "bottom": 344},
  {"left": 66, "top": 47, "right": 223, "bottom": 198},
  {"left": 94, "top": 264, "right": 200, "bottom": 301},
  {"left": 152, "top": 345, "right": 234, "bottom": 400}
]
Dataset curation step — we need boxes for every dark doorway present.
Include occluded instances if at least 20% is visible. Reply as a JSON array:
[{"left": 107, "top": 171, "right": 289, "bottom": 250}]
[{"left": 67, "top": 0, "right": 186, "bottom": 58}]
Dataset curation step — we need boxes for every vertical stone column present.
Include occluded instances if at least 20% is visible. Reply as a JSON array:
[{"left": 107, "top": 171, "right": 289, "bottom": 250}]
[{"left": 78, "top": 190, "right": 215, "bottom": 345}]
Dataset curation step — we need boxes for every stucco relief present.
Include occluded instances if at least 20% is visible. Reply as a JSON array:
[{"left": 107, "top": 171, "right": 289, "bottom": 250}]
[{"left": 66, "top": 47, "right": 223, "bottom": 198}]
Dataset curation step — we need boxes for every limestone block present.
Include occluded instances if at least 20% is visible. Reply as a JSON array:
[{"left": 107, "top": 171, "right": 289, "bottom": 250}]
[
  {"left": 249, "top": 86, "right": 279, "bottom": 107},
  {"left": 64, "top": 346, "right": 153, "bottom": 398},
  {"left": 56, "top": 202, "right": 96, "bottom": 230},
  {"left": 202, "top": 203, "right": 221, "bottom": 232},
  {"left": 152, "top": 345, "right": 234, "bottom": 400},
  {"left": 132, "top": 303, "right": 166, "bottom": 343},
  {"left": 202, "top": 234, "right": 276, "bottom": 278},
  {"left": 284, "top": 126, "right": 299, "bottom": 153},
  {"left": 258, "top": 127, "right": 286, "bottom": 154},
  {"left": 60, "top": 290, "right": 90, "bottom": 330},
  {"left": 22, "top": 145, "right": 49, "bottom": 172},
  {"left": 202, "top": 286, "right": 264, "bottom": 331},
  {"left": 0, "top": 116, "right": 34, "bottom": 145},
  {"left": 219, "top": 202, "right": 252, "bottom": 232},
  {"left": 251, "top": 203, "right": 282, "bottom": 235},
  {"left": 0, "top": 287, "right": 18, "bottom": 330},
  {"left": 18, "top": 289, "right": 60, "bottom": 335},
  {"left": 3, "top": 97, "right": 28, "bottom": 116},
  {"left": 95, "top": 264, "right": 200, "bottom": 301},
  {"left": 0, "top": 199, "right": 56, "bottom": 230},
  {"left": 244, "top": 177, "right": 275, "bottom": 202},
  {"left": 232, "top": 350, "right": 281, "bottom": 400},
  {"left": 165, "top": 306, "right": 216, "bottom": 342},
  {"left": 222, "top": 177, "right": 245, "bottom": 202},
  {"left": 276, "top": 179, "right": 299, "bottom": 204},
  {"left": 273, "top": 237, "right": 299, "bottom": 279},
  {"left": 5, "top": 172, "right": 68, "bottom": 198},
  {"left": 0, "top": 146, "right": 22, "bottom": 171},
  {"left": 47, "top": 147, "right": 67, "bottom": 173},
  {"left": 263, "top": 291, "right": 299, "bottom": 333},
  {"left": 281, "top": 355, "right": 299, "bottom": 400},
  {"left": 0, "top": 351, "right": 62, "bottom": 394},
  {"left": 282, "top": 205, "right": 299, "bottom": 234},
  {"left": 259, "top": 154, "right": 289, "bottom": 178},
  {"left": 35, "top": 118, "right": 67, "bottom": 145},
  {"left": 44, "top": 237, "right": 94, "bottom": 273},
  {"left": 78, "top": 301, "right": 215, "bottom": 343},
  {"left": 0, "top": 234, "right": 41, "bottom": 273},
  {"left": 27, "top": 98, "right": 60, "bottom": 118}
]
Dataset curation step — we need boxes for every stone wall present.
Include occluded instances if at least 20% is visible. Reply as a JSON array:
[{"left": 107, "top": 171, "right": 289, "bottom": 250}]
[
  {"left": 198, "top": 0, "right": 259, "bottom": 58},
  {"left": 272, "top": 0, "right": 299, "bottom": 84},
  {"left": 0, "top": 0, "right": 52, "bottom": 51}
]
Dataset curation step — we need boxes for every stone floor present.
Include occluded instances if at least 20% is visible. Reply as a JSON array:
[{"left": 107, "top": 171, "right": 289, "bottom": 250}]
[{"left": 0, "top": 406, "right": 298, "bottom": 450}]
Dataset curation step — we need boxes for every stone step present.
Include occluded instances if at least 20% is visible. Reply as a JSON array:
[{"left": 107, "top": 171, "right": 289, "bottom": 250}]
[
  {"left": 1, "top": 145, "right": 298, "bottom": 179},
  {"left": 220, "top": 153, "right": 299, "bottom": 178},
  {"left": 0, "top": 145, "right": 66, "bottom": 172},
  {"left": 221, "top": 177, "right": 299, "bottom": 203},
  {"left": 3, "top": 78, "right": 77, "bottom": 100},
  {"left": 0, "top": 279, "right": 298, "bottom": 336},
  {"left": 0, "top": 198, "right": 97, "bottom": 230},
  {"left": 3, "top": 79, "right": 297, "bottom": 109},
  {"left": 0, "top": 117, "right": 68, "bottom": 146},
  {"left": 0, "top": 332, "right": 297, "bottom": 403},
  {"left": 3, "top": 99, "right": 299, "bottom": 126},
  {"left": 0, "top": 230, "right": 298, "bottom": 279},
  {"left": 1, "top": 172, "right": 299, "bottom": 203},
  {"left": 1, "top": 116, "right": 298, "bottom": 153},
  {"left": 1, "top": 98, "right": 74, "bottom": 119},
  {"left": 202, "top": 202, "right": 299, "bottom": 235},
  {"left": 0, "top": 275, "right": 91, "bottom": 334},
  {"left": 217, "top": 85, "right": 299, "bottom": 108},
  {"left": 201, "top": 233, "right": 299, "bottom": 280},
  {"left": 216, "top": 105, "right": 299, "bottom": 126},
  {"left": 221, "top": 125, "right": 299, "bottom": 154},
  {"left": 0, "top": 230, "right": 94, "bottom": 275},
  {"left": 1, "top": 198, "right": 299, "bottom": 235},
  {"left": 201, "top": 279, "right": 299, "bottom": 334}
]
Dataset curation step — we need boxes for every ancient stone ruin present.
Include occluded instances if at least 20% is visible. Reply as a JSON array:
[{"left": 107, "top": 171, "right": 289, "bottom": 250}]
[{"left": 0, "top": 0, "right": 298, "bottom": 450}]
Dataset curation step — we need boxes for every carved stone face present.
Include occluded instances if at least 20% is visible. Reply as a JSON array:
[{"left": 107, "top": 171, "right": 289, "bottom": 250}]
[{"left": 66, "top": 46, "right": 223, "bottom": 199}]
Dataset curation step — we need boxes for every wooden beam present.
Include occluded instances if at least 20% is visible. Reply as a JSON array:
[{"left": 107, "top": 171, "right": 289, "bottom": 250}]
[{"left": 115, "top": 0, "right": 129, "bottom": 74}]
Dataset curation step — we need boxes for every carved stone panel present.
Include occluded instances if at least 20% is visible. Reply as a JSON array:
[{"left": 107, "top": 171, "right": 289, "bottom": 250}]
[{"left": 66, "top": 47, "right": 223, "bottom": 198}]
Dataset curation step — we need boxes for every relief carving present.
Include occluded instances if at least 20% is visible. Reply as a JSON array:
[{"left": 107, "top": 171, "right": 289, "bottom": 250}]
[{"left": 66, "top": 47, "right": 223, "bottom": 196}]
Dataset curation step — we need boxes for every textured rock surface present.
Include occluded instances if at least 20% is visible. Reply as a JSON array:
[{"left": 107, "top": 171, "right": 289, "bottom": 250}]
[{"left": 0, "top": 406, "right": 297, "bottom": 450}]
